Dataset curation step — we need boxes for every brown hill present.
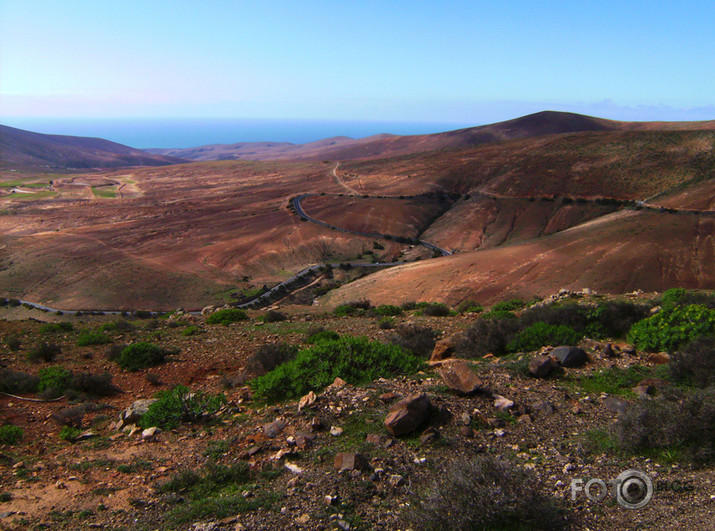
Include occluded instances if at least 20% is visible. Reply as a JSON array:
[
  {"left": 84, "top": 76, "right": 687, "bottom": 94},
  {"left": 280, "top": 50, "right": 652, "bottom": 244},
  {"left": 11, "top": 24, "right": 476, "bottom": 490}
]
[
  {"left": 0, "top": 124, "right": 186, "bottom": 170},
  {"left": 146, "top": 111, "right": 715, "bottom": 162}
]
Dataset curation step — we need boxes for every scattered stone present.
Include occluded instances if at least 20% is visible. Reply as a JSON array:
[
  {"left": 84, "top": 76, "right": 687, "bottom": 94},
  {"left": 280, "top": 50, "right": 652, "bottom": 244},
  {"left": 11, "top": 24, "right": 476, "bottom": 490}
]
[
  {"left": 384, "top": 392, "right": 431, "bottom": 436},
  {"left": 330, "top": 426, "right": 343, "bottom": 436},
  {"left": 518, "top": 414, "right": 532, "bottom": 424},
  {"left": 298, "top": 391, "right": 317, "bottom": 411},
  {"left": 263, "top": 419, "right": 286, "bottom": 438},
  {"left": 378, "top": 391, "right": 401, "bottom": 403},
  {"left": 334, "top": 452, "right": 369, "bottom": 472},
  {"left": 295, "top": 514, "right": 310, "bottom": 525},
  {"left": 458, "top": 412, "right": 471, "bottom": 425},
  {"left": 336, "top": 520, "right": 351, "bottom": 530},
  {"left": 365, "top": 433, "right": 383, "bottom": 445},
  {"left": 309, "top": 417, "right": 325, "bottom": 432},
  {"left": 141, "top": 427, "right": 161, "bottom": 441},
  {"left": 419, "top": 427, "right": 439, "bottom": 445},
  {"left": 603, "top": 396, "right": 631, "bottom": 416},
  {"left": 493, "top": 395, "right": 514, "bottom": 411},
  {"left": 55, "top": 480, "right": 67, "bottom": 489},
  {"left": 528, "top": 355, "right": 559, "bottom": 378},
  {"left": 438, "top": 361, "right": 483, "bottom": 394},
  {"left": 563, "top": 463, "right": 576, "bottom": 473},
  {"left": 494, "top": 429, "right": 506, "bottom": 437},
  {"left": 600, "top": 343, "right": 615, "bottom": 358},
  {"left": 247, "top": 445, "right": 262, "bottom": 457},
  {"left": 622, "top": 346, "right": 637, "bottom": 356},
  {"left": 324, "top": 495, "right": 339, "bottom": 506},
  {"left": 647, "top": 352, "right": 671, "bottom": 364},
  {"left": 388, "top": 474, "right": 405, "bottom": 487},
  {"left": 327, "top": 377, "right": 346, "bottom": 390},
  {"left": 284, "top": 462, "right": 303, "bottom": 474},
  {"left": 551, "top": 346, "right": 588, "bottom": 368},
  {"left": 531, "top": 400, "right": 555, "bottom": 416}
]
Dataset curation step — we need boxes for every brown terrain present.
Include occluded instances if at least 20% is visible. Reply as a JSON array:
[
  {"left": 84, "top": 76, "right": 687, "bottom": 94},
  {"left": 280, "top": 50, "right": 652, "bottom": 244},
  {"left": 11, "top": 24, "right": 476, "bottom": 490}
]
[{"left": 0, "top": 111, "right": 713, "bottom": 311}]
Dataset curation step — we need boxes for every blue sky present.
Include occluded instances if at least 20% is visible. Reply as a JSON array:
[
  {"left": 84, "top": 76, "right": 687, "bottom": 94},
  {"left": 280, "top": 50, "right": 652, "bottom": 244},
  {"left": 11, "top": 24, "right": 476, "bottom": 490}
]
[{"left": 1, "top": 0, "right": 714, "bottom": 126}]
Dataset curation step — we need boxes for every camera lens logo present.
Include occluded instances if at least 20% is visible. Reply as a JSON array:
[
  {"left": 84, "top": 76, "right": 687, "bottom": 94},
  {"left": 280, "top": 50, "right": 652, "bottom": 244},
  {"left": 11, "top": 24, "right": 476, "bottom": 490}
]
[{"left": 615, "top": 469, "right": 654, "bottom": 509}]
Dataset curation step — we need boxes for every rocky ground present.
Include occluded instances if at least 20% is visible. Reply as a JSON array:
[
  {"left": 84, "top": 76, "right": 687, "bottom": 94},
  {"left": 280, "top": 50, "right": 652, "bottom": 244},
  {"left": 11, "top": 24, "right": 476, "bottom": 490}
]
[{"left": 0, "top": 296, "right": 713, "bottom": 530}]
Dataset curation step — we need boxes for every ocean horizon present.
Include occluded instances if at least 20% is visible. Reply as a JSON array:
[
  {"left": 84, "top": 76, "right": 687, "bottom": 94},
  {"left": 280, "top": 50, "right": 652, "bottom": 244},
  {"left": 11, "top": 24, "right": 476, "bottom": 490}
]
[{"left": 0, "top": 117, "right": 475, "bottom": 150}]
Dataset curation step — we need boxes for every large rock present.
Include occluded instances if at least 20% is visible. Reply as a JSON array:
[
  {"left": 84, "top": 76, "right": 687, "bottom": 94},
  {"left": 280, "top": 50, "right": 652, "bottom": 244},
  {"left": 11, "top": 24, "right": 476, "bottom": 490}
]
[
  {"left": 334, "top": 452, "right": 369, "bottom": 472},
  {"left": 438, "top": 361, "right": 483, "bottom": 394},
  {"left": 430, "top": 336, "right": 457, "bottom": 362},
  {"left": 118, "top": 399, "right": 158, "bottom": 428},
  {"left": 263, "top": 419, "right": 286, "bottom": 438},
  {"left": 528, "top": 355, "right": 559, "bottom": 378},
  {"left": 384, "top": 392, "right": 431, "bottom": 436},
  {"left": 551, "top": 346, "right": 588, "bottom": 368}
]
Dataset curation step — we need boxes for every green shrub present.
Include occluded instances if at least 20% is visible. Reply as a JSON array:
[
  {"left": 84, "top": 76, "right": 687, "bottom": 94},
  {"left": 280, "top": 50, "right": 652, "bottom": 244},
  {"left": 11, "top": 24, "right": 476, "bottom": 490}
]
[
  {"left": 182, "top": 325, "right": 201, "bottom": 336},
  {"left": 457, "top": 300, "right": 483, "bottom": 314},
  {"left": 507, "top": 322, "right": 581, "bottom": 353},
  {"left": 627, "top": 304, "right": 715, "bottom": 352},
  {"left": 585, "top": 301, "right": 651, "bottom": 338},
  {"left": 405, "top": 455, "right": 568, "bottom": 530},
  {"left": 59, "top": 426, "right": 82, "bottom": 442},
  {"left": 371, "top": 305, "right": 403, "bottom": 317},
  {"left": 305, "top": 328, "right": 340, "bottom": 344},
  {"left": 661, "top": 288, "right": 715, "bottom": 310},
  {"left": 69, "top": 372, "right": 119, "bottom": 397},
  {"left": 205, "top": 309, "right": 248, "bottom": 325},
  {"left": 117, "top": 342, "right": 171, "bottom": 371},
  {"left": 77, "top": 330, "right": 111, "bottom": 346},
  {"left": 37, "top": 366, "right": 71, "bottom": 398},
  {"left": 138, "top": 385, "right": 227, "bottom": 430},
  {"left": 334, "top": 300, "right": 371, "bottom": 317},
  {"left": 39, "top": 322, "right": 73, "bottom": 334},
  {"left": 27, "top": 341, "right": 61, "bottom": 362},
  {"left": 492, "top": 299, "right": 525, "bottom": 312},
  {"left": 251, "top": 336, "right": 423, "bottom": 403},
  {"left": 378, "top": 316, "right": 395, "bottom": 329},
  {"left": 100, "top": 320, "right": 134, "bottom": 332},
  {"left": 0, "top": 425, "right": 23, "bottom": 445}
]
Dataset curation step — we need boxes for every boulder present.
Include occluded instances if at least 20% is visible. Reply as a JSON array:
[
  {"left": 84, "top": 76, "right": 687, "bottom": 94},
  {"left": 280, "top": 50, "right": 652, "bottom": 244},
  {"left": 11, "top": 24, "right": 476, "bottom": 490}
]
[
  {"left": 551, "top": 346, "right": 588, "bottom": 368},
  {"left": 438, "top": 361, "right": 483, "bottom": 394},
  {"left": 528, "top": 355, "right": 559, "bottom": 378},
  {"left": 430, "top": 336, "right": 457, "bottom": 362},
  {"left": 141, "top": 427, "right": 161, "bottom": 441},
  {"left": 118, "top": 399, "right": 158, "bottom": 428},
  {"left": 263, "top": 419, "right": 286, "bottom": 438},
  {"left": 384, "top": 392, "right": 431, "bottom": 436}
]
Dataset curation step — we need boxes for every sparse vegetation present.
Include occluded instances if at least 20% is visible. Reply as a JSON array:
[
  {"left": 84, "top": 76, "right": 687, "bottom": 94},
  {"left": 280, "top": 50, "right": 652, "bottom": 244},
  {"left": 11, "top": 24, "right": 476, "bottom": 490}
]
[
  {"left": 259, "top": 310, "right": 287, "bottom": 323},
  {"left": 388, "top": 325, "right": 437, "bottom": 359},
  {"left": 246, "top": 342, "right": 298, "bottom": 374},
  {"left": 0, "top": 425, "right": 24, "bottom": 445},
  {"left": 406, "top": 455, "right": 568, "bottom": 530},
  {"left": 251, "top": 336, "right": 423, "bottom": 402},
  {"left": 669, "top": 336, "right": 715, "bottom": 388},
  {"left": 77, "top": 330, "right": 112, "bottom": 346},
  {"left": 27, "top": 341, "right": 61, "bottom": 362},
  {"left": 116, "top": 342, "right": 172, "bottom": 371},
  {"left": 205, "top": 308, "right": 248, "bottom": 325},
  {"left": 138, "top": 385, "right": 227, "bottom": 430}
]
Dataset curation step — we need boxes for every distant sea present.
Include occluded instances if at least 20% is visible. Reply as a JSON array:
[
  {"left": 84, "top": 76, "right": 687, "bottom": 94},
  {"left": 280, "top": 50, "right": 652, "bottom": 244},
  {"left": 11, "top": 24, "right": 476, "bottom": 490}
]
[{"left": 1, "top": 118, "right": 474, "bottom": 149}]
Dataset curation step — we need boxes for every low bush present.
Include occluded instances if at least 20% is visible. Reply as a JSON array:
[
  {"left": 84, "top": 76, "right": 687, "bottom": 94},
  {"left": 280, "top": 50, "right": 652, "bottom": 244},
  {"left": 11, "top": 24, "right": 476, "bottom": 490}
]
[
  {"left": 378, "top": 316, "right": 395, "bottom": 329},
  {"left": 491, "top": 299, "right": 525, "bottom": 312},
  {"left": 251, "top": 336, "right": 423, "bottom": 402},
  {"left": 457, "top": 317, "right": 521, "bottom": 357},
  {"left": 305, "top": 327, "right": 340, "bottom": 344},
  {"left": 669, "top": 336, "right": 715, "bottom": 388},
  {"left": 37, "top": 366, "right": 71, "bottom": 398},
  {"left": 480, "top": 309, "right": 518, "bottom": 320},
  {"left": 400, "top": 301, "right": 418, "bottom": 311},
  {"left": 405, "top": 455, "right": 568, "bottom": 530},
  {"left": 182, "top": 325, "right": 201, "bottom": 336},
  {"left": 100, "top": 320, "right": 134, "bottom": 332},
  {"left": 612, "top": 387, "right": 715, "bottom": 465},
  {"left": 69, "top": 372, "right": 119, "bottom": 397},
  {"left": 457, "top": 300, "right": 483, "bottom": 314},
  {"left": 0, "top": 425, "right": 23, "bottom": 445},
  {"left": 388, "top": 325, "right": 437, "bottom": 359},
  {"left": 661, "top": 288, "right": 715, "bottom": 310},
  {"left": 334, "top": 300, "right": 371, "bottom": 317},
  {"left": 59, "top": 426, "right": 82, "bottom": 442},
  {"left": 27, "top": 341, "right": 61, "bottom": 362},
  {"left": 246, "top": 342, "right": 298, "bottom": 375},
  {"left": 51, "top": 405, "right": 88, "bottom": 428},
  {"left": 77, "top": 330, "right": 112, "bottom": 347},
  {"left": 205, "top": 309, "right": 248, "bottom": 325},
  {"left": 259, "top": 310, "right": 287, "bottom": 323},
  {"left": 117, "top": 342, "right": 172, "bottom": 371},
  {"left": 138, "top": 385, "right": 227, "bottom": 430},
  {"left": 418, "top": 302, "right": 452, "bottom": 317},
  {"left": 5, "top": 336, "right": 21, "bottom": 351},
  {"left": 0, "top": 369, "right": 39, "bottom": 394},
  {"left": 105, "top": 343, "right": 127, "bottom": 361},
  {"left": 627, "top": 304, "right": 715, "bottom": 352},
  {"left": 371, "top": 304, "right": 403, "bottom": 317},
  {"left": 507, "top": 322, "right": 581, "bottom": 353},
  {"left": 39, "top": 322, "right": 73, "bottom": 334}
]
